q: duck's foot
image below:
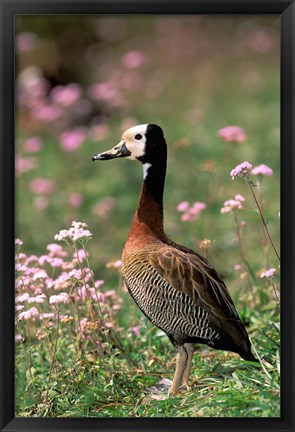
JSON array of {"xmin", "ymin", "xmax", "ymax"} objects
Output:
[{"xmin": 146, "ymin": 378, "xmax": 172, "ymax": 400}]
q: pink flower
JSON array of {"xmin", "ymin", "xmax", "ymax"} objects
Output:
[
  {"xmin": 53, "ymin": 272, "xmax": 70, "ymax": 289},
  {"xmin": 221, "ymin": 200, "xmax": 242, "ymax": 214},
  {"xmin": 32, "ymin": 104, "xmax": 63, "ymax": 122},
  {"xmin": 234, "ymin": 194, "xmax": 245, "ymax": 202},
  {"xmin": 88, "ymin": 82, "xmax": 123, "ymax": 106},
  {"xmin": 260, "ymin": 268, "xmax": 276, "ymax": 278},
  {"xmin": 68, "ymin": 269, "xmax": 83, "ymax": 280},
  {"xmin": 49, "ymin": 292, "xmax": 71, "ymax": 304},
  {"xmin": 54, "ymin": 221, "xmax": 92, "ymax": 242},
  {"xmin": 230, "ymin": 161, "xmax": 253, "ymax": 180},
  {"xmin": 28, "ymin": 294, "xmax": 46, "ymax": 304},
  {"xmin": 105, "ymin": 322, "xmax": 114, "ymax": 328},
  {"xmin": 18, "ymin": 307, "xmax": 39, "ymax": 320},
  {"xmin": 37, "ymin": 255, "xmax": 49, "ymax": 265},
  {"xmin": 49, "ymin": 257, "xmax": 64, "ymax": 268},
  {"xmin": 47, "ymin": 243, "xmax": 67, "ymax": 257},
  {"xmin": 68, "ymin": 193, "xmax": 84, "ymax": 207},
  {"xmin": 176, "ymin": 201, "xmax": 190, "ymax": 212},
  {"xmin": 15, "ymin": 293, "xmax": 30, "ymax": 303},
  {"xmin": 191, "ymin": 202, "xmax": 207, "ymax": 212},
  {"xmin": 121, "ymin": 51, "xmax": 147, "ymax": 69},
  {"xmin": 181, "ymin": 213, "xmax": 192, "ymax": 222},
  {"xmin": 218, "ymin": 126, "xmax": 247, "ymax": 143},
  {"xmin": 40, "ymin": 313, "xmax": 55, "ymax": 319},
  {"xmin": 221, "ymin": 195, "xmax": 245, "ymax": 214},
  {"xmin": 50, "ymin": 83, "xmax": 81, "ymax": 107},
  {"xmin": 23, "ymin": 136, "xmax": 43, "ymax": 153},
  {"xmin": 16, "ymin": 156, "xmax": 38, "ymax": 176},
  {"xmin": 32, "ymin": 269, "xmax": 48, "ymax": 280},
  {"xmin": 251, "ymin": 164, "xmax": 273, "ymax": 176},
  {"xmin": 79, "ymin": 317, "xmax": 89, "ymax": 328},
  {"xmin": 60, "ymin": 128, "xmax": 86, "ymax": 152},
  {"xmin": 17, "ymin": 252, "xmax": 26, "ymax": 260},
  {"xmin": 73, "ymin": 249, "xmax": 88, "ymax": 262},
  {"xmin": 30, "ymin": 178, "xmax": 55, "ymax": 194},
  {"xmin": 178, "ymin": 201, "xmax": 207, "ymax": 222},
  {"xmin": 16, "ymin": 32, "xmax": 39, "ymax": 53},
  {"xmin": 129, "ymin": 325, "xmax": 141, "ymax": 337},
  {"xmin": 15, "ymin": 263, "xmax": 25, "ymax": 272},
  {"xmin": 15, "ymin": 239, "xmax": 23, "ymax": 246},
  {"xmin": 104, "ymin": 289, "xmax": 116, "ymax": 298},
  {"xmin": 95, "ymin": 280, "xmax": 104, "ymax": 289},
  {"xmin": 76, "ymin": 286, "xmax": 89, "ymax": 302},
  {"xmin": 15, "ymin": 334, "xmax": 23, "ymax": 342}
]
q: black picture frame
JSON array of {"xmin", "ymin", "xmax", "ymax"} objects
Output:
[{"xmin": 0, "ymin": 1, "xmax": 294, "ymax": 431}]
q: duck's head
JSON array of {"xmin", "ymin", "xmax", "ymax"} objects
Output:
[{"xmin": 92, "ymin": 124, "xmax": 167, "ymax": 170}]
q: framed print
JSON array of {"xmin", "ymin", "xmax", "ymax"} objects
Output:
[{"xmin": 0, "ymin": 1, "xmax": 294, "ymax": 431}]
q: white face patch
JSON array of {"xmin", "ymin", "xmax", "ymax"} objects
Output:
[
  {"xmin": 142, "ymin": 163, "xmax": 152, "ymax": 179},
  {"xmin": 120, "ymin": 124, "xmax": 149, "ymax": 160}
]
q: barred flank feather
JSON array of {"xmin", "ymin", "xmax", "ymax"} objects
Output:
[{"xmin": 122, "ymin": 244, "xmax": 254, "ymax": 361}]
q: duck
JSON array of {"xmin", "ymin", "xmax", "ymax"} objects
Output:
[{"xmin": 92, "ymin": 123, "xmax": 257, "ymax": 394}]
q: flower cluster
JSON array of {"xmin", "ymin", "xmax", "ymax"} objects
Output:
[
  {"xmin": 18, "ymin": 306, "xmax": 40, "ymax": 321},
  {"xmin": 16, "ymin": 155, "xmax": 38, "ymax": 176},
  {"xmin": 176, "ymin": 201, "xmax": 207, "ymax": 222},
  {"xmin": 218, "ymin": 125, "xmax": 247, "ymax": 143},
  {"xmin": 260, "ymin": 268, "xmax": 276, "ymax": 278},
  {"xmin": 230, "ymin": 161, "xmax": 253, "ymax": 180},
  {"xmin": 60, "ymin": 128, "xmax": 86, "ymax": 152},
  {"xmin": 15, "ymin": 231, "xmax": 124, "ymax": 347},
  {"xmin": 220, "ymin": 194, "xmax": 245, "ymax": 214},
  {"xmin": 229, "ymin": 161, "xmax": 273, "ymax": 200},
  {"xmin": 121, "ymin": 50, "xmax": 147, "ymax": 69},
  {"xmin": 23, "ymin": 136, "xmax": 43, "ymax": 153},
  {"xmin": 16, "ymin": 32, "xmax": 39, "ymax": 54},
  {"xmin": 30, "ymin": 178, "xmax": 55, "ymax": 195},
  {"xmin": 251, "ymin": 164, "xmax": 273, "ymax": 177},
  {"xmin": 50, "ymin": 83, "xmax": 82, "ymax": 107},
  {"xmin": 49, "ymin": 292, "xmax": 71, "ymax": 304},
  {"xmin": 54, "ymin": 221, "xmax": 92, "ymax": 242}
]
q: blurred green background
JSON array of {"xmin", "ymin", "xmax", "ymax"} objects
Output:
[{"xmin": 16, "ymin": 15, "xmax": 280, "ymax": 289}]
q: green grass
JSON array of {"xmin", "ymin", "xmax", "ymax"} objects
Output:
[{"xmin": 16, "ymin": 300, "xmax": 280, "ymax": 417}]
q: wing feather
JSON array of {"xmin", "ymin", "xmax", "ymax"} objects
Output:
[{"xmin": 148, "ymin": 246, "xmax": 242, "ymax": 331}]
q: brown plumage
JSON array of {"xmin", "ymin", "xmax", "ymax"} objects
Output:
[{"xmin": 93, "ymin": 123, "xmax": 257, "ymax": 393}]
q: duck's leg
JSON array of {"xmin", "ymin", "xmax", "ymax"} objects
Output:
[
  {"xmin": 169, "ymin": 345, "xmax": 188, "ymax": 394},
  {"xmin": 180, "ymin": 343, "xmax": 194, "ymax": 389}
]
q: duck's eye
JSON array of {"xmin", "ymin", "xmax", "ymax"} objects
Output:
[{"xmin": 135, "ymin": 134, "xmax": 142, "ymax": 140}]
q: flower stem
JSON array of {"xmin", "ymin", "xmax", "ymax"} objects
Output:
[
  {"xmin": 16, "ymin": 323, "xmax": 38, "ymax": 396},
  {"xmin": 245, "ymin": 178, "xmax": 280, "ymax": 262},
  {"xmin": 232, "ymin": 211, "xmax": 253, "ymax": 294},
  {"xmin": 271, "ymin": 280, "xmax": 280, "ymax": 303},
  {"xmin": 84, "ymin": 252, "xmax": 114, "ymax": 362},
  {"xmin": 44, "ymin": 309, "xmax": 60, "ymax": 405}
]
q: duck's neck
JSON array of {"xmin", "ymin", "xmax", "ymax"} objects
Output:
[{"xmin": 129, "ymin": 159, "xmax": 167, "ymax": 242}]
